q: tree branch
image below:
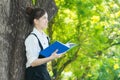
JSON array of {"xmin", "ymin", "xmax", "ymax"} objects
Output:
[
  {"xmin": 55, "ymin": 47, "xmax": 80, "ymax": 79},
  {"xmin": 104, "ymin": 42, "xmax": 120, "ymax": 50}
]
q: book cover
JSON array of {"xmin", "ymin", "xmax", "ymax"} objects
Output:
[{"xmin": 39, "ymin": 41, "xmax": 76, "ymax": 57}]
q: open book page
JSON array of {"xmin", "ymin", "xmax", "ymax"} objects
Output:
[{"xmin": 65, "ymin": 42, "xmax": 76, "ymax": 48}]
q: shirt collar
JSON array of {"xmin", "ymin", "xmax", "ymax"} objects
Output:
[{"xmin": 32, "ymin": 27, "xmax": 47, "ymax": 37}]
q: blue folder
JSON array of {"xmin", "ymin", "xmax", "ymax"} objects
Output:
[{"xmin": 39, "ymin": 41, "xmax": 70, "ymax": 57}]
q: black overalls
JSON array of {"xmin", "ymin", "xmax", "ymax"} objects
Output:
[{"xmin": 25, "ymin": 33, "xmax": 51, "ymax": 80}]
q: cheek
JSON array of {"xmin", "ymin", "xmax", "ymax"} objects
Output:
[
  {"xmin": 39, "ymin": 19, "xmax": 48, "ymax": 27},
  {"xmin": 43, "ymin": 20, "xmax": 47, "ymax": 23},
  {"xmin": 39, "ymin": 21, "xmax": 44, "ymax": 25},
  {"xmin": 40, "ymin": 21, "xmax": 46, "ymax": 27},
  {"xmin": 43, "ymin": 20, "xmax": 47, "ymax": 25}
]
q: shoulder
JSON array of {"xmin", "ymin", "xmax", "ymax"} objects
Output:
[{"xmin": 25, "ymin": 34, "xmax": 38, "ymax": 44}]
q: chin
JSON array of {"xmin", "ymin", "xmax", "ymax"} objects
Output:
[
  {"xmin": 42, "ymin": 26, "xmax": 47, "ymax": 30},
  {"xmin": 45, "ymin": 25, "xmax": 48, "ymax": 28}
]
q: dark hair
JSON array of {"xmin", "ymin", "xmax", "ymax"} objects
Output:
[{"xmin": 26, "ymin": 7, "xmax": 46, "ymax": 25}]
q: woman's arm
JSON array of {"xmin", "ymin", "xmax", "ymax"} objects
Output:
[{"xmin": 31, "ymin": 50, "xmax": 62, "ymax": 67}]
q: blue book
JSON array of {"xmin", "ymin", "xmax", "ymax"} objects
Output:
[{"xmin": 39, "ymin": 41, "xmax": 76, "ymax": 57}]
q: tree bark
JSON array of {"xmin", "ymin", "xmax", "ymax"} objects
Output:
[{"xmin": 0, "ymin": 0, "xmax": 57, "ymax": 80}]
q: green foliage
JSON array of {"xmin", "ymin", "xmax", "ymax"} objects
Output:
[
  {"xmin": 32, "ymin": 0, "xmax": 36, "ymax": 5},
  {"xmin": 48, "ymin": 0, "xmax": 120, "ymax": 79}
]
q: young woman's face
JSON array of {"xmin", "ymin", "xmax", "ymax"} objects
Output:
[{"xmin": 35, "ymin": 12, "xmax": 48, "ymax": 30}]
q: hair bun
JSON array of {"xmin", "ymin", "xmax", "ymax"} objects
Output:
[{"xmin": 26, "ymin": 7, "xmax": 33, "ymax": 15}]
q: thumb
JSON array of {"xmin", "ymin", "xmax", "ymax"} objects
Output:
[{"xmin": 54, "ymin": 49, "xmax": 58, "ymax": 53}]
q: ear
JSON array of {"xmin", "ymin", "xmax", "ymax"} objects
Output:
[{"xmin": 34, "ymin": 19, "xmax": 38, "ymax": 25}]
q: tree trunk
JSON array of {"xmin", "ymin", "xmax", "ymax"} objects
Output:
[{"xmin": 0, "ymin": 0, "xmax": 57, "ymax": 80}]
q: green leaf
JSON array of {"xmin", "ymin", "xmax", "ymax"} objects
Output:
[{"xmin": 32, "ymin": 0, "xmax": 36, "ymax": 5}]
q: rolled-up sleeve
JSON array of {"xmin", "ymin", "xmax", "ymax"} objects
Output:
[{"xmin": 25, "ymin": 35, "xmax": 40, "ymax": 67}]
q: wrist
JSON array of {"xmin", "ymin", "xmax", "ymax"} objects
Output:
[{"xmin": 49, "ymin": 56, "xmax": 54, "ymax": 60}]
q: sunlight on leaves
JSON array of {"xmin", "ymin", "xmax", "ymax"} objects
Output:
[
  {"xmin": 91, "ymin": 16, "xmax": 100, "ymax": 24},
  {"xmin": 114, "ymin": 64, "xmax": 119, "ymax": 70}
]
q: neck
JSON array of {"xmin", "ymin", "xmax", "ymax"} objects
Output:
[{"xmin": 35, "ymin": 25, "xmax": 43, "ymax": 33}]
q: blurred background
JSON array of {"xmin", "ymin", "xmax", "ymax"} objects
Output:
[{"xmin": 47, "ymin": 0, "xmax": 120, "ymax": 80}]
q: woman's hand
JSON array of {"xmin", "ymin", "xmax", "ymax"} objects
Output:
[{"xmin": 50, "ymin": 49, "xmax": 64, "ymax": 59}]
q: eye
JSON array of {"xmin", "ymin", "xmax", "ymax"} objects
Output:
[
  {"xmin": 43, "ymin": 16, "xmax": 48, "ymax": 20},
  {"xmin": 44, "ymin": 16, "xmax": 47, "ymax": 19}
]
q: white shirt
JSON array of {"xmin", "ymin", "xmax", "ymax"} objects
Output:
[{"xmin": 25, "ymin": 28, "xmax": 49, "ymax": 68}]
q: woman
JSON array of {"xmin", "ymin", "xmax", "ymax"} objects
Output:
[{"xmin": 25, "ymin": 7, "xmax": 63, "ymax": 80}]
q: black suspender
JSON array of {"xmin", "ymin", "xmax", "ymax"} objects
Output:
[
  {"xmin": 47, "ymin": 36, "xmax": 50, "ymax": 45},
  {"xmin": 31, "ymin": 33, "xmax": 50, "ymax": 50}
]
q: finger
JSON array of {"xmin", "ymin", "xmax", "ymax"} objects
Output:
[
  {"xmin": 59, "ymin": 51, "xmax": 66, "ymax": 55},
  {"xmin": 62, "ymin": 52, "xmax": 66, "ymax": 54},
  {"xmin": 57, "ymin": 54, "xmax": 61, "ymax": 58},
  {"xmin": 58, "ymin": 54, "xmax": 63, "ymax": 57},
  {"xmin": 54, "ymin": 49, "xmax": 58, "ymax": 53}
]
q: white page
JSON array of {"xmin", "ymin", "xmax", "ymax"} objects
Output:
[{"xmin": 65, "ymin": 42, "xmax": 76, "ymax": 48}]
